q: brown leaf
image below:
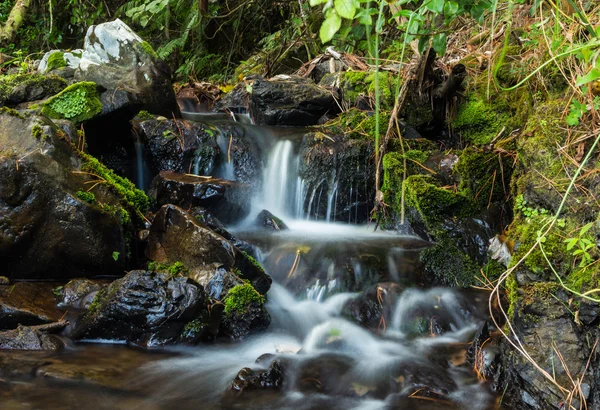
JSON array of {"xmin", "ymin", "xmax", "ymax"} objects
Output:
[{"xmin": 575, "ymin": 142, "xmax": 585, "ymax": 162}]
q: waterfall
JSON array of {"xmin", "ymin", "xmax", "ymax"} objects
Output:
[{"xmin": 260, "ymin": 139, "xmax": 298, "ymax": 218}]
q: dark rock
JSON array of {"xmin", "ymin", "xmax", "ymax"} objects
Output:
[
  {"xmin": 205, "ymin": 268, "xmax": 245, "ymax": 300},
  {"xmin": 254, "ymin": 210, "xmax": 288, "ymax": 231},
  {"xmin": 133, "ymin": 117, "xmax": 217, "ymax": 176},
  {"xmin": 71, "ymin": 270, "xmax": 208, "ymax": 346},
  {"xmin": 0, "ymin": 325, "xmax": 62, "ymax": 350},
  {"xmin": 75, "ymin": 19, "xmax": 179, "ymax": 117},
  {"xmin": 0, "ymin": 111, "xmax": 128, "ymax": 279},
  {"xmin": 55, "ymin": 279, "xmax": 106, "ymax": 309},
  {"xmin": 216, "ymin": 76, "xmax": 337, "ymax": 126},
  {"xmin": 341, "ymin": 282, "xmax": 404, "ymax": 329},
  {"xmin": 149, "ymin": 171, "xmax": 251, "ymax": 224},
  {"xmin": 229, "ymin": 360, "xmax": 284, "ymax": 394},
  {"xmin": 0, "ymin": 283, "xmax": 65, "ymax": 329},
  {"xmin": 220, "ymin": 291, "xmax": 270, "ymax": 340},
  {"xmin": 189, "ymin": 206, "xmax": 254, "ymax": 253},
  {"xmin": 298, "ymin": 132, "xmax": 375, "ymax": 223}
]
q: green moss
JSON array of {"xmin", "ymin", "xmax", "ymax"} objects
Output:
[
  {"xmin": 88, "ymin": 291, "xmax": 104, "ymax": 315},
  {"xmin": 135, "ymin": 110, "xmax": 155, "ymax": 121},
  {"xmin": 421, "ymin": 238, "xmax": 480, "ymax": 287},
  {"xmin": 223, "ymin": 283, "xmax": 265, "ymax": 314},
  {"xmin": 321, "ymin": 108, "xmax": 391, "ymax": 140},
  {"xmin": 41, "ymin": 82, "xmax": 102, "ymax": 124},
  {"xmin": 404, "ymin": 174, "xmax": 475, "ymax": 230},
  {"xmin": 566, "ymin": 266, "xmax": 600, "ymax": 295},
  {"xmin": 522, "ymin": 282, "xmax": 560, "ymax": 306},
  {"xmin": 509, "ymin": 214, "xmax": 573, "ymax": 279},
  {"xmin": 135, "ymin": 41, "xmax": 159, "ymax": 59},
  {"xmin": 78, "ymin": 152, "xmax": 149, "ymax": 218},
  {"xmin": 147, "ymin": 261, "xmax": 189, "ymax": 277},
  {"xmin": 0, "ymin": 74, "xmax": 67, "ymax": 104},
  {"xmin": 241, "ymin": 250, "xmax": 266, "ymax": 275},
  {"xmin": 46, "ymin": 52, "xmax": 67, "ymax": 71},
  {"xmin": 455, "ymin": 148, "xmax": 511, "ymax": 208},
  {"xmin": 0, "ymin": 106, "xmax": 25, "ymax": 119},
  {"xmin": 482, "ymin": 259, "xmax": 506, "ymax": 283},
  {"xmin": 338, "ymin": 71, "xmax": 397, "ymax": 110},
  {"xmin": 76, "ymin": 189, "xmax": 96, "ymax": 204},
  {"xmin": 183, "ymin": 318, "xmax": 204, "ymax": 333},
  {"xmin": 452, "ymin": 96, "xmax": 506, "ymax": 145},
  {"xmin": 505, "ymin": 272, "xmax": 519, "ymax": 321}
]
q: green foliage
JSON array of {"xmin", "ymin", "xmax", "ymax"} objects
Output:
[
  {"xmin": 147, "ymin": 260, "xmax": 189, "ymax": 277},
  {"xmin": 564, "ymin": 222, "xmax": 596, "ymax": 268},
  {"xmin": 223, "ymin": 283, "xmax": 264, "ymax": 315},
  {"xmin": 76, "ymin": 189, "xmax": 96, "ymax": 204},
  {"xmin": 41, "ymin": 82, "xmax": 102, "ymax": 124},
  {"xmin": 515, "ymin": 194, "xmax": 549, "ymax": 220},
  {"xmin": 452, "ymin": 95, "xmax": 507, "ymax": 145},
  {"xmin": 112, "ymin": 251, "xmax": 120, "ymax": 261},
  {"xmin": 0, "ymin": 73, "xmax": 67, "ymax": 104},
  {"xmin": 31, "ymin": 124, "xmax": 43, "ymax": 139},
  {"xmin": 240, "ymin": 250, "xmax": 266, "ymax": 275}
]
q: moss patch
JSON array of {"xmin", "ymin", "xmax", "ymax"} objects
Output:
[
  {"xmin": 421, "ymin": 238, "xmax": 480, "ymax": 287},
  {"xmin": 46, "ymin": 52, "xmax": 67, "ymax": 71},
  {"xmin": 148, "ymin": 261, "xmax": 189, "ymax": 277},
  {"xmin": 338, "ymin": 71, "xmax": 397, "ymax": 110},
  {"xmin": 0, "ymin": 74, "xmax": 67, "ymax": 104},
  {"xmin": 223, "ymin": 283, "xmax": 265, "ymax": 314},
  {"xmin": 240, "ymin": 250, "xmax": 266, "ymax": 275},
  {"xmin": 135, "ymin": 41, "xmax": 159, "ymax": 60},
  {"xmin": 41, "ymin": 82, "xmax": 102, "ymax": 124},
  {"xmin": 321, "ymin": 108, "xmax": 391, "ymax": 140},
  {"xmin": 76, "ymin": 190, "xmax": 96, "ymax": 204}
]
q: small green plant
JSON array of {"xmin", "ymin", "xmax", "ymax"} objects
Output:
[
  {"xmin": 147, "ymin": 260, "xmax": 189, "ymax": 277},
  {"xmin": 566, "ymin": 99, "xmax": 587, "ymax": 126},
  {"xmin": 564, "ymin": 222, "xmax": 596, "ymax": 268},
  {"xmin": 112, "ymin": 251, "xmax": 120, "ymax": 262},
  {"xmin": 515, "ymin": 194, "xmax": 549, "ymax": 219},
  {"xmin": 223, "ymin": 283, "xmax": 264, "ymax": 314},
  {"xmin": 76, "ymin": 189, "xmax": 96, "ymax": 204}
]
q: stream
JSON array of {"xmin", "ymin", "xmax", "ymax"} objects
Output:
[{"xmin": 1, "ymin": 109, "xmax": 499, "ymax": 409}]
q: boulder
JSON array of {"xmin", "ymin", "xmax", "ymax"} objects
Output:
[
  {"xmin": 254, "ymin": 210, "xmax": 288, "ymax": 231},
  {"xmin": 75, "ymin": 19, "xmax": 179, "ymax": 117},
  {"xmin": 228, "ymin": 360, "xmax": 284, "ymax": 395},
  {"xmin": 0, "ymin": 110, "xmax": 128, "ymax": 279},
  {"xmin": 298, "ymin": 132, "xmax": 375, "ymax": 223},
  {"xmin": 37, "ymin": 49, "xmax": 83, "ymax": 78},
  {"xmin": 71, "ymin": 270, "xmax": 208, "ymax": 346},
  {"xmin": 0, "ymin": 283, "xmax": 64, "ymax": 329},
  {"xmin": 55, "ymin": 279, "xmax": 106, "ymax": 309},
  {"xmin": 146, "ymin": 205, "xmax": 271, "ymax": 293},
  {"xmin": 216, "ymin": 75, "xmax": 337, "ymax": 126},
  {"xmin": 220, "ymin": 283, "xmax": 270, "ymax": 339},
  {"xmin": 149, "ymin": 171, "xmax": 251, "ymax": 224}
]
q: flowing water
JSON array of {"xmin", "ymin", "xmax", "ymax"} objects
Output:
[{"xmin": 1, "ymin": 109, "xmax": 499, "ymax": 409}]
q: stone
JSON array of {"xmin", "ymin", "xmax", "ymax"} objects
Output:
[
  {"xmin": 0, "ymin": 74, "xmax": 67, "ymax": 106},
  {"xmin": 55, "ymin": 279, "xmax": 106, "ymax": 309},
  {"xmin": 254, "ymin": 210, "xmax": 288, "ymax": 231},
  {"xmin": 71, "ymin": 270, "xmax": 208, "ymax": 346},
  {"xmin": 0, "ymin": 325, "xmax": 62, "ymax": 350},
  {"xmin": 38, "ymin": 50, "xmax": 83, "ymax": 75},
  {"xmin": 216, "ymin": 75, "xmax": 337, "ymax": 126},
  {"xmin": 149, "ymin": 171, "xmax": 252, "ymax": 224},
  {"xmin": 0, "ymin": 283, "xmax": 64, "ymax": 329},
  {"xmin": 75, "ymin": 19, "xmax": 179, "ymax": 117},
  {"xmin": 229, "ymin": 360, "xmax": 284, "ymax": 394},
  {"xmin": 0, "ymin": 111, "xmax": 128, "ymax": 279}
]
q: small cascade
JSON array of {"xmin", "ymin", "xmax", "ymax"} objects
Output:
[
  {"xmin": 260, "ymin": 139, "xmax": 299, "ymax": 218},
  {"xmin": 214, "ymin": 129, "xmax": 235, "ymax": 180},
  {"xmin": 133, "ymin": 139, "xmax": 151, "ymax": 191}
]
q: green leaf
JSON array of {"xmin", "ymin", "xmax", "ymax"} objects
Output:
[
  {"xmin": 470, "ymin": 0, "xmax": 491, "ymax": 23},
  {"xmin": 112, "ymin": 251, "xmax": 120, "ymax": 261},
  {"xmin": 334, "ymin": 0, "xmax": 357, "ymax": 19},
  {"xmin": 245, "ymin": 84, "xmax": 253, "ymax": 94},
  {"xmin": 432, "ymin": 32, "xmax": 447, "ymax": 56},
  {"xmin": 576, "ymin": 67, "xmax": 600, "ymax": 87},
  {"xmin": 581, "ymin": 222, "xmax": 594, "ymax": 236},
  {"xmin": 355, "ymin": 8, "xmax": 372, "ymax": 25},
  {"xmin": 426, "ymin": 0, "xmax": 444, "ymax": 13},
  {"xmin": 573, "ymin": 249, "xmax": 584, "ymax": 255},
  {"xmin": 418, "ymin": 35, "xmax": 430, "ymax": 53},
  {"xmin": 444, "ymin": 1, "xmax": 459, "ymax": 16},
  {"xmin": 565, "ymin": 238, "xmax": 578, "ymax": 251},
  {"xmin": 320, "ymin": 11, "xmax": 342, "ymax": 43},
  {"xmin": 309, "ymin": 0, "xmax": 327, "ymax": 6}
]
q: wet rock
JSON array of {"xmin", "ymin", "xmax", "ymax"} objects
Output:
[
  {"xmin": 341, "ymin": 282, "xmax": 403, "ymax": 329},
  {"xmin": 0, "ymin": 325, "xmax": 62, "ymax": 351},
  {"xmin": 149, "ymin": 171, "xmax": 251, "ymax": 224},
  {"xmin": 71, "ymin": 270, "xmax": 208, "ymax": 346},
  {"xmin": 220, "ymin": 283, "xmax": 270, "ymax": 339},
  {"xmin": 0, "ymin": 74, "xmax": 67, "ymax": 106},
  {"xmin": 55, "ymin": 279, "xmax": 106, "ymax": 309},
  {"xmin": 229, "ymin": 360, "xmax": 284, "ymax": 394},
  {"xmin": 189, "ymin": 206, "xmax": 254, "ymax": 253},
  {"xmin": 0, "ymin": 276, "xmax": 9, "ymax": 285},
  {"xmin": 298, "ymin": 132, "xmax": 375, "ymax": 223},
  {"xmin": 146, "ymin": 204, "xmax": 270, "ymax": 294},
  {"xmin": 205, "ymin": 268, "xmax": 245, "ymax": 300},
  {"xmin": 75, "ymin": 19, "xmax": 179, "ymax": 117},
  {"xmin": 0, "ymin": 283, "xmax": 65, "ymax": 329},
  {"xmin": 217, "ymin": 76, "xmax": 337, "ymax": 126},
  {"xmin": 254, "ymin": 210, "xmax": 288, "ymax": 231},
  {"xmin": 0, "ymin": 111, "xmax": 128, "ymax": 279},
  {"xmin": 134, "ymin": 117, "xmax": 217, "ymax": 176}
]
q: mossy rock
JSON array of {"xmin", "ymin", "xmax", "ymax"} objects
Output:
[
  {"xmin": 41, "ymin": 82, "xmax": 102, "ymax": 124},
  {"xmin": 339, "ymin": 70, "xmax": 397, "ymax": 110},
  {"xmin": 508, "ymin": 214, "xmax": 574, "ymax": 279},
  {"xmin": 223, "ymin": 283, "xmax": 265, "ymax": 315},
  {"xmin": 404, "ymin": 174, "xmax": 475, "ymax": 231},
  {"xmin": 321, "ymin": 107, "xmax": 391, "ymax": 140},
  {"xmin": 0, "ymin": 74, "xmax": 67, "ymax": 106},
  {"xmin": 46, "ymin": 52, "xmax": 68, "ymax": 72},
  {"xmin": 421, "ymin": 239, "xmax": 480, "ymax": 287},
  {"xmin": 455, "ymin": 148, "xmax": 512, "ymax": 209}
]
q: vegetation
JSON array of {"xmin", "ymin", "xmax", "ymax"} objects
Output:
[
  {"xmin": 223, "ymin": 283, "xmax": 264, "ymax": 315},
  {"xmin": 41, "ymin": 82, "xmax": 102, "ymax": 124},
  {"xmin": 147, "ymin": 261, "xmax": 189, "ymax": 277}
]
